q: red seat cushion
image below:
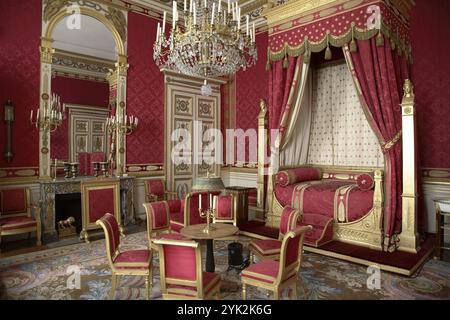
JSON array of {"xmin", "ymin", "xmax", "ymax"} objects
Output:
[
  {"xmin": 242, "ymin": 260, "xmax": 279, "ymax": 284},
  {"xmin": 166, "ymin": 272, "xmax": 220, "ymax": 297},
  {"xmin": 249, "ymin": 239, "xmax": 282, "ymax": 257},
  {"xmin": 153, "ymin": 233, "xmax": 186, "ymax": 241},
  {"xmin": 0, "ymin": 216, "xmax": 36, "ymax": 231},
  {"xmin": 113, "ymin": 249, "xmax": 152, "ymax": 269}
]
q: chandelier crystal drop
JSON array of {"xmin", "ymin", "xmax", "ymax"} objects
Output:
[{"xmin": 153, "ymin": 0, "xmax": 257, "ymax": 78}]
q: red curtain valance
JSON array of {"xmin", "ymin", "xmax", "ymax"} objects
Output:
[{"xmin": 267, "ymin": 0, "xmax": 411, "ymax": 64}]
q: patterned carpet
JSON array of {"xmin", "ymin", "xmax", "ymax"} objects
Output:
[{"xmin": 0, "ymin": 231, "xmax": 449, "ymax": 300}]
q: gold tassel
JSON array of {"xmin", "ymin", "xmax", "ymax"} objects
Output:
[
  {"xmin": 390, "ymin": 38, "xmax": 396, "ymax": 50},
  {"xmin": 324, "ymin": 33, "xmax": 332, "ymax": 60},
  {"xmin": 349, "ymin": 24, "xmax": 357, "ymax": 52},
  {"xmin": 324, "ymin": 46, "xmax": 332, "ymax": 60},
  {"xmin": 376, "ymin": 31, "xmax": 384, "ymax": 47},
  {"xmin": 349, "ymin": 39, "xmax": 357, "ymax": 53},
  {"xmin": 303, "ymin": 37, "xmax": 311, "ymax": 64},
  {"xmin": 283, "ymin": 55, "xmax": 289, "ymax": 68},
  {"xmin": 265, "ymin": 60, "xmax": 272, "ymax": 71},
  {"xmin": 303, "ymin": 50, "xmax": 311, "ymax": 64}
]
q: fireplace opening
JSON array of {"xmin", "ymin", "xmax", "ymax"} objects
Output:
[{"xmin": 55, "ymin": 193, "xmax": 82, "ymax": 235}]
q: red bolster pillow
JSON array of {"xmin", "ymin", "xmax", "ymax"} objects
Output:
[
  {"xmin": 276, "ymin": 168, "xmax": 321, "ymax": 187},
  {"xmin": 356, "ymin": 173, "xmax": 375, "ymax": 191}
]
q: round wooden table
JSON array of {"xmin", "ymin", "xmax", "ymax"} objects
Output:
[{"xmin": 181, "ymin": 223, "xmax": 239, "ymax": 272}]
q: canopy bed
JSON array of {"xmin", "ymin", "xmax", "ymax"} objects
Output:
[{"xmin": 254, "ymin": 0, "xmax": 420, "ymax": 255}]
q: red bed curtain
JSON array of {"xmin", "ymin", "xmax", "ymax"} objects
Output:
[
  {"xmin": 268, "ymin": 56, "xmax": 304, "ymax": 137},
  {"xmin": 344, "ymin": 36, "xmax": 409, "ymax": 249}
]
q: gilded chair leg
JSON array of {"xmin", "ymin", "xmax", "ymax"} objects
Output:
[
  {"xmin": 273, "ymin": 290, "xmax": 280, "ymax": 300},
  {"xmin": 242, "ymin": 283, "xmax": 247, "ymax": 300},
  {"xmin": 110, "ymin": 274, "xmax": 117, "ymax": 300},
  {"xmin": 36, "ymin": 227, "xmax": 42, "ymax": 247},
  {"xmin": 145, "ymin": 276, "xmax": 150, "ymax": 300},
  {"xmin": 293, "ymin": 283, "xmax": 299, "ymax": 300}
]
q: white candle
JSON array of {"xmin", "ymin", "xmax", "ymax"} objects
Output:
[
  {"xmin": 199, "ymin": 193, "xmax": 202, "ymax": 209},
  {"xmin": 30, "ymin": 110, "xmax": 33, "ymax": 122},
  {"xmin": 218, "ymin": 0, "xmax": 221, "ymax": 13},
  {"xmin": 189, "ymin": 0, "xmax": 193, "ymax": 12},
  {"xmin": 227, "ymin": 0, "xmax": 230, "ymax": 13},
  {"xmin": 184, "ymin": 0, "xmax": 187, "ymax": 11},
  {"xmin": 237, "ymin": 7, "xmax": 241, "ymax": 29},
  {"xmin": 211, "ymin": 3, "xmax": 215, "ymax": 24},
  {"xmin": 156, "ymin": 22, "xmax": 160, "ymax": 41},
  {"xmin": 213, "ymin": 196, "xmax": 217, "ymax": 210},
  {"xmin": 172, "ymin": 1, "xmax": 177, "ymax": 26},
  {"xmin": 209, "ymin": 193, "xmax": 212, "ymax": 208},
  {"xmin": 193, "ymin": 3, "xmax": 197, "ymax": 24},
  {"xmin": 162, "ymin": 11, "xmax": 166, "ymax": 33},
  {"xmin": 204, "ymin": 0, "xmax": 206, "ymax": 8},
  {"xmin": 253, "ymin": 22, "xmax": 255, "ymax": 42},
  {"xmin": 246, "ymin": 15, "xmax": 249, "ymax": 35}
]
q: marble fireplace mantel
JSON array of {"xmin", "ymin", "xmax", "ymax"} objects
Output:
[{"xmin": 39, "ymin": 176, "xmax": 135, "ymax": 242}]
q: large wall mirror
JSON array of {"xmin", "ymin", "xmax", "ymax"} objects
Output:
[
  {"xmin": 39, "ymin": 4, "xmax": 128, "ymax": 178},
  {"xmin": 50, "ymin": 15, "xmax": 115, "ymax": 165}
]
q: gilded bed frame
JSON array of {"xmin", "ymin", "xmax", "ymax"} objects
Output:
[
  {"xmin": 265, "ymin": 165, "xmax": 384, "ymax": 251},
  {"xmin": 256, "ymin": 79, "xmax": 418, "ymax": 252}
]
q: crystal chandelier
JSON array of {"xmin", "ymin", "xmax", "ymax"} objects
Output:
[{"xmin": 154, "ymin": 0, "xmax": 257, "ymax": 78}]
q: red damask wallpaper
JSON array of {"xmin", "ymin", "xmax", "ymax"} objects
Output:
[
  {"xmin": 411, "ymin": 0, "xmax": 450, "ymax": 169},
  {"xmin": 126, "ymin": 12, "xmax": 165, "ymax": 164},
  {"xmin": 234, "ymin": 31, "xmax": 268, "ymax": 162},
  {"xmin": 0, "ymin": 0, "xmax": 41, "ymax": 168},
  {"xmin": 51, "ymin": 76, "xmax": 110, "ymax": 159}
]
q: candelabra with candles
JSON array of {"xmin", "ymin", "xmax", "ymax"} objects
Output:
[
  {"xmin": 192, "ymin": 171, "xmax": 225, "ymax": 234},
  {"xmin": 105, "ymin": 114, "xmax": 139, "ymax": 135},
  {"xmin": 153, "ymin": 0, "xmax": 257, "ymax": 79},
  {"xmin": 30, "ymin": 93, "xmax": 65, "ymax": 132},
  {"xmin": 198, "ymin": 193, "xmax": 218, "ymax": 233}
]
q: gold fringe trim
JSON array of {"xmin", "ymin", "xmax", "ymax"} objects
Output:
[{"xmin": 268, "ymin": 21, "xmax": 412, "ymax": 64}]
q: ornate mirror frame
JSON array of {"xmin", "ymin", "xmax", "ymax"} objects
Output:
[{"xmin": 39, "ymin": 2, "xmax": 129, "ymax": 178}]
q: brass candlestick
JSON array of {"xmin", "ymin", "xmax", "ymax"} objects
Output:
[{"xmin": 199, "ymin": 207, "xmax": 216, "ymax": 234}]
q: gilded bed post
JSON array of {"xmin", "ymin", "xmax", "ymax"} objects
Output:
[
  {"xmin": 398, "ymin": 79, "xmax": 420, "ymax": 253},
  {"xmin": 257, "ymin": 99, "xmax": 268, "ymax": 211},
  {"xmin": 373, "ymin": 170, "xmax": 384, "ymax": 234}
]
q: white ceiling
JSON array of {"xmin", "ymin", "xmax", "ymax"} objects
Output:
[{"xmin": 52, "ymin": 15, "xmax": 117, "ymax": 61}]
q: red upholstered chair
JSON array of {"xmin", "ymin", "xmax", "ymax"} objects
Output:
[
  {"xmin": 78, "ymin": 152, "xmax": 90, "ymax": 176},
  {"xmin": 153, "ymin": 237, "xmax": 221, "ymax": 299},
  {"xmin": 142, "ymin": 201, "xmax": 185, "ymax": 250},
  {"xmin": 96, "ymin": 213, "xmax": 153, "ymax": 300},
  {"xmin": 144, "ymin": 179, "xmax": 177, "ymax": 202},
  {"xmin": 241, "ymin": 225, "xmax": 312, "ymax": 300},
  {"xmin": 213, "ymin": 194, "xmax": 237, "ymax": 226},
  {"xmin": 0, "ymin": 188, "xmax": 41, "ymax": 253},
  {"xmin": 81, "ymin": 179, "xmax": 122, "ymax": 243},
  {"xmin": 248, "ymin": 206, "xmax": 300, "ymax": 262}
]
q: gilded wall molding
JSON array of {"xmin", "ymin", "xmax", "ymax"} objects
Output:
[{"xmin": 43, "ymin": 0, "xmax": 127, "ymax": 43}]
